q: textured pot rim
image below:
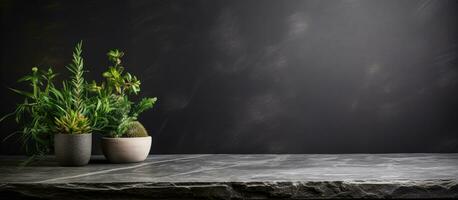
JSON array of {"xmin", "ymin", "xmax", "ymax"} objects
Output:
[
  {"xmin": 102, "ymin": 136, "xmax": 151, "ymax": 140},
  {"xmin": 55, "ymin": 133, "xmax": 92, "ymax": 136}
]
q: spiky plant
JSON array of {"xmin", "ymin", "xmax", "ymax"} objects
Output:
[
  {"xmin": 52, "ymin": 41, "xmax": 92, "ymax": 134},
  {"xmin": 67, "ymin": 41, "xmax": 86, "ymax": 112},
  {"xmin": 54, "ymin": 110, "xmax": 91, "ymax": 134}
]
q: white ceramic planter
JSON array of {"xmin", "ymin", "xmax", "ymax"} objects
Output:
[{"xmin": 101, "ymin": 136, "xmax": 151, "ymax": 163}]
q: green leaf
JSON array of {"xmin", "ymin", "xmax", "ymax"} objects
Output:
[
  {"xmin": 0, "ymin": 112, "xmax": 15, "ymax": 123},
  {"xmin": 9, "ymin": 88, "xmax": 34, "ymax": 98}
]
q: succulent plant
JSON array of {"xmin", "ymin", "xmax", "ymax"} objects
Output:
[
  {"xmin": 89, "ymin": 49, "xmax": 157, "ymax": 138},
  {"xmin": 54, "ymin": 110, "xmax": 91, "ymax": 134},
  {"xmin": 124, "ymin": 121, "xmax": 148, "ymax": 137}
]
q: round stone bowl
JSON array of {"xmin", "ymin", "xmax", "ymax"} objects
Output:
[
  {"xmin": 101, "ymin": 136, "xmax": 151, "ymax": 163},
  {"xmin": 54, "ymin": 133, "xmax": 92, "ymax": 166}
]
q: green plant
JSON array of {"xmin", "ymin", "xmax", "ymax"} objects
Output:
[
  {"xmin": 1, "ymin": 41, "xmax": 156, "ymax": 161},
  {"xmin": 88, "ymin": 49, "xmax": 157, "ymax": 138},
  {"xmin": 51, "ymin": 41, "xmax": 92, "ymax": 135},
  {"xmin": 0, "ymin": 67, "xmax": 58, "ymax": 158},
  {"xmin": 124, "ymin": 121, "xmax": 148, "ymax": 137},
  {"xmin": 54, "ymin": 110, "xmax": 91, "ymax": 134},
  {"xmin": 103, "ymin": 49, "xmax": 141, "ymax": 95},
  {"xmin": 1, "ymin": 41, "xmax": 97, "ymax": 159}
]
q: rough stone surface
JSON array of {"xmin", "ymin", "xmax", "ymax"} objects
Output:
[{"xmin": 0, "ymin": 154, "xmax": 457, "ymax": 199}]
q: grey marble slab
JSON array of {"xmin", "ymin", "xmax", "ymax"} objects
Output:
[
  {"xmin": 0, "ymin": 154, "xmax": 457, "ymax": 199},
  {"xmin": 0, "ymin": 154, "xmax": 205, "ymax": 183}
]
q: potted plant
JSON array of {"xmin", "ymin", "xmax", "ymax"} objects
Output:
[
  {"xmin": 88, "ymin": 49, "xmax": 157, "ymax": 163},
  {"xmin": 0, "ymin": 67, "xmax": 57, "ymax": 165},
  {"xmin": 1, "ymin": 41, "xmax": 98, "ymax": 166},
  {"xmin": 52, "ymin": 42, "xmax": 94, "ymax": 166}
]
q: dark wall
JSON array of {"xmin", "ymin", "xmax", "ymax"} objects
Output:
[{"xmin": 1, "ymin": 0, "xmax": 457, "ymax": 154}]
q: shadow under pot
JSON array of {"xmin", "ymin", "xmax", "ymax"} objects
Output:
[
  {"xmin": 101, "ymin": 136, "xmax": 151, "ymax": 163},
  {"xmin": 54, "ymin": 133, "xmax": 92, "ymax": 166}
]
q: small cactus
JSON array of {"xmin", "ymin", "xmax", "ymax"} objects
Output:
[{"xmin": 124, "ymin": 121, "xmax": 148, "ymax": 137}]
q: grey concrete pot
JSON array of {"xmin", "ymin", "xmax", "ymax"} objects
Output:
[
  {"xmin": 101, "ymin": 136, "xmax": 151, "ymax": 163},
  {"xmin": 54, "ymin": 133, "xmax": 92, "ymax": 166}
]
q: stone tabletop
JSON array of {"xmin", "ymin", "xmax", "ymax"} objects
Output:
[{"xmin": 1, "ymin": 154, "xmax": 457, "ymax": 199}]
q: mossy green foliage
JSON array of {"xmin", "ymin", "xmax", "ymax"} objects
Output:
[{"xmin": 124, "ymin": 121, "xmax": 148, "ymax": 137}]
